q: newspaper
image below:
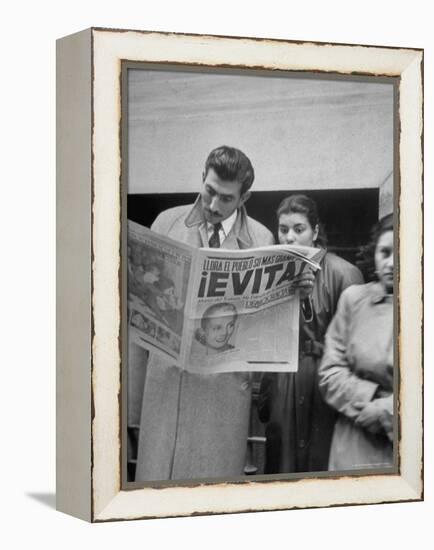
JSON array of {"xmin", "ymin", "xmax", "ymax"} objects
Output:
[{"xmin": 127, "ymin": 221, "xmax": 321, "ymax": 373}]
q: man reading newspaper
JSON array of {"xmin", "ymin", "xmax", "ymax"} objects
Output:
[{"xmin": 134, "ymin": 145, "xmax": 315, "ymax": 481}]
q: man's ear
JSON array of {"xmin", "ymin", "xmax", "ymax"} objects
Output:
[
  {"xmin": 239, "ymin": 190, "xmax": 251, "ymax": 206},
  {"xmin": 202, "ymin": 170, "xmax": 206, "ymax": 183}
]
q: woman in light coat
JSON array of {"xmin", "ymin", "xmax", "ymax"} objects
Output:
[{"xmin": 318, "ymin": 214, "xmax": 394, "ymax": 470}]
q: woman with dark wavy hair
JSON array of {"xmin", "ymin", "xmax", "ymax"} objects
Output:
[
  {"xmin": 259, "ymin": 194, "xmax": 363, "ymax": 473},
  {"xmin": 318, "ymin": 214, "xmax": 394, "ymax": 470}
]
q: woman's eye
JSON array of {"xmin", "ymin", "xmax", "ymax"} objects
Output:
[{"xmin": 378, "ymin": 247, "xmax": 392, "ymax": 257}]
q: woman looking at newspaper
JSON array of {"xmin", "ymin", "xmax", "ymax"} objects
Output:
[
  {"xmin": 318, "ymin": 214, "xmax": 394, "ymax": 470},
  {"xmin": 258, "ymin": 194, "xmax": 363, "ymax": 473}
]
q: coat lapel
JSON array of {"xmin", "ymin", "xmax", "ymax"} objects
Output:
[{"xmin": 183, "ymin": 196, "xmax": 255, "ymax": 250}]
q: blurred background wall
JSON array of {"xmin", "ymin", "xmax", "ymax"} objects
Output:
[{"xmin": 127, "ymin": 68, "xmax": 394, "ymax": 215}]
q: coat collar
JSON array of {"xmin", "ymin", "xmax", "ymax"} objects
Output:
[
  {"xmin": 184, "ymin": 195, "xmax": 254, "ymax": 248},
  {"xmin": 370, "ymin": 281, "xmax": 393, "ymax": 304},
  {"xmin": 312, "ymin": 247, "xmax": 327, "ymax": 265}
]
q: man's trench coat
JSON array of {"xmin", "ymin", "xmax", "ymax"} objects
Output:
[{"xmin": 134, "ymin": 198, "xmax": 274, "ymax": 480}]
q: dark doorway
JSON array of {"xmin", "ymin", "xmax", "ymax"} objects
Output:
[{"xmin": 128, "ymin": 188, "xmax": 379, "ymax": 266}]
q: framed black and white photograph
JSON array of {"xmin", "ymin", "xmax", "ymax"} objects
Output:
[{"xmin": 56, "ymin": 27, "xmax": 423, "ymax": 522}]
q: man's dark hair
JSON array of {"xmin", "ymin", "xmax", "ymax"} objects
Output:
[{"xmin": 203, "ymin": 146, "xmax": 255, "ymax": 195}]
